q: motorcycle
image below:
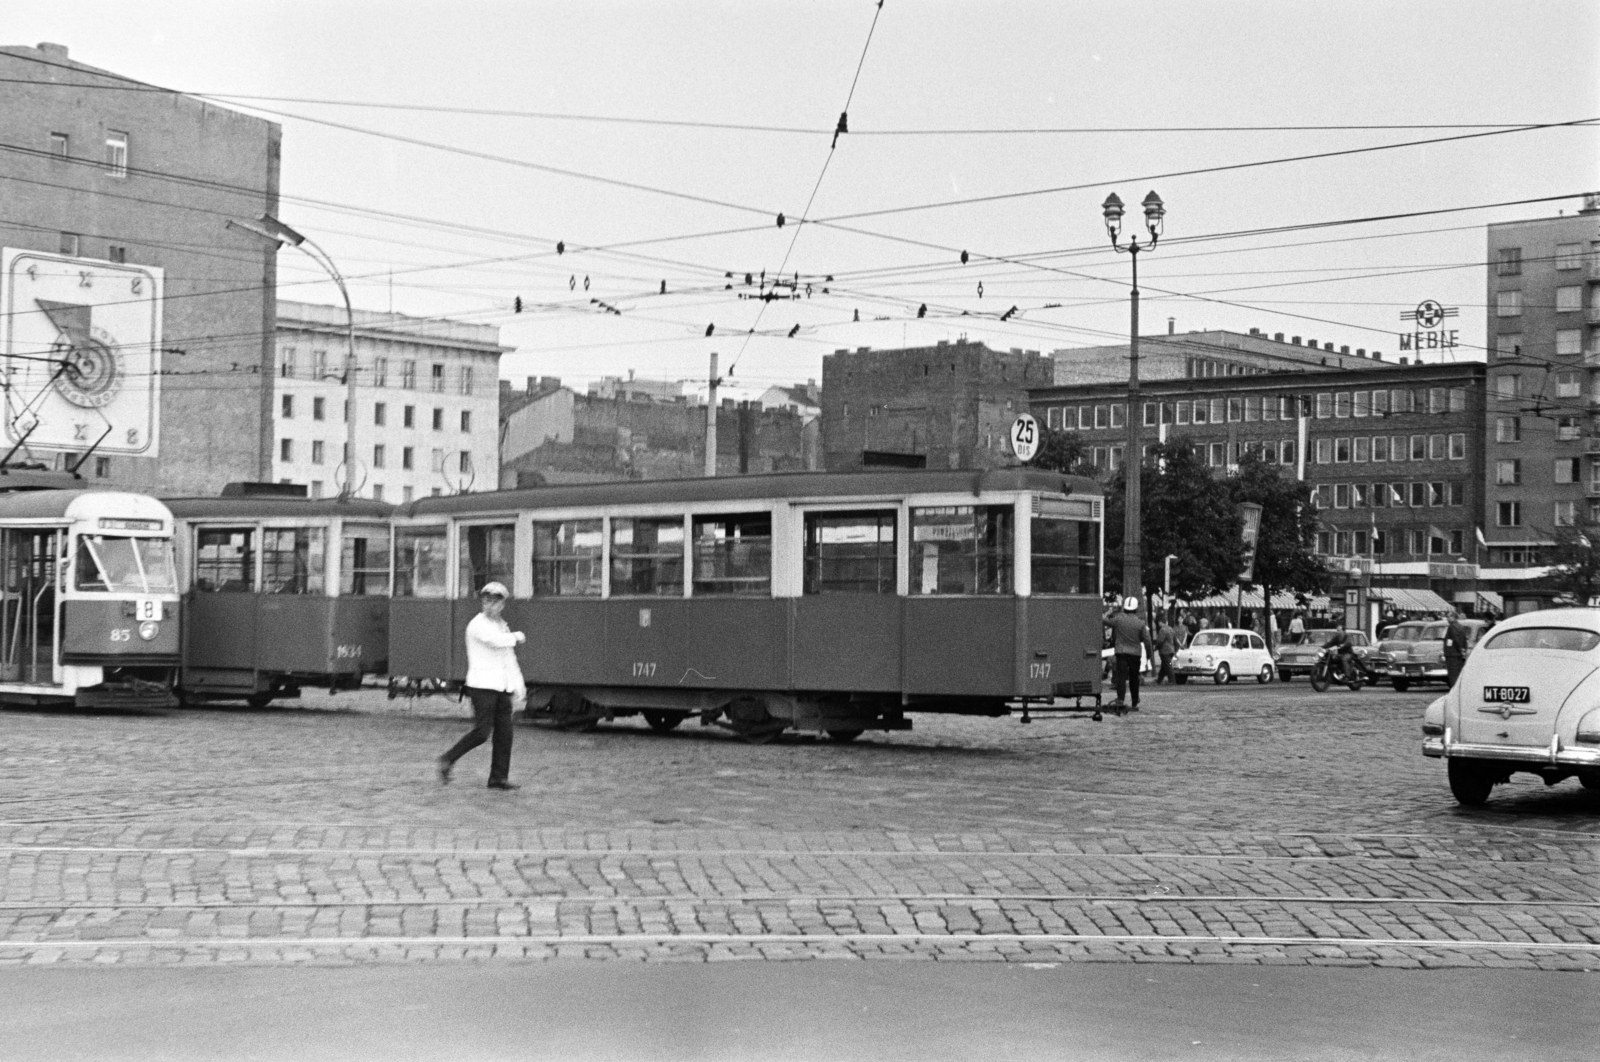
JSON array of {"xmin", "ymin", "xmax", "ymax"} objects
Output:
[{"xmin": 1309, "ymin": 648, "xmax": 1363, "ymax": 692}]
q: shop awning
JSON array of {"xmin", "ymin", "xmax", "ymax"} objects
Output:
[
  {"xmin": 1371, "ymin": 587, "xmax": 1454, "ymax": 613},
  {"xmin": 1177, "ymin": 588, "xmax": 1329, "ymax": 610}
]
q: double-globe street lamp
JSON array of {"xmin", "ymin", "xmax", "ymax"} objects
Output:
[
  {"xmin": 1100, "ymin": 190, "xmax": 1166, "ymax": 602},
  {"xmin": 227, "ymin": 213, "xmax": 362, "ymax": 498}
]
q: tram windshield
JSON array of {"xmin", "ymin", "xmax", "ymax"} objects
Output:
[{"xmin": 74, "ymin": 535, "xmax": 177, "ymax": 594}]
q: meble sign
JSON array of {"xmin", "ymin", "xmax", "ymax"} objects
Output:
[{"xmin": 1398, "ymin": 299, "xmax": 1459, "ymax": 352}]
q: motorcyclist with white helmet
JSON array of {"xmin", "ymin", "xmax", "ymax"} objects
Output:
[{"xmin": 1103, "ymin": 595, "xmax": 1155, "ymax": 711}]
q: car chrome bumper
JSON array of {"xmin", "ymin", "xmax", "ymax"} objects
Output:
[{"xmin": 1423, "ymin": 728, "xmax": 1600, "ymax": 767}]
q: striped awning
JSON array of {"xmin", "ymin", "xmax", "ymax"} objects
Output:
[
  {"xmin": 1177, "ymin": 588, "xmax": 1329, "ymax": 610},
  {"xmin": 1371, "ymin": 587, "xmax": 1454, "ymax": 613}
]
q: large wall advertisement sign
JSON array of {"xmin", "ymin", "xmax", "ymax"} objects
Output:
[{"xmin": 0, "ymin": 249, "xmax": 162, "ymax": 458}]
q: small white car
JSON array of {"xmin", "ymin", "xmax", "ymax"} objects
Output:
[
  {"xmin": 1422, "ymin": 608, "xmax": 1600, "ymax": 805},
  {"xmin": 1172, "ymin": 628, "xmax": 1275, "ymax": 685}
]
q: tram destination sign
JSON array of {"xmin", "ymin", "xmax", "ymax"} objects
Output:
[{"xmin": 1398, "ymin": 299, "xmax": 1459, "ymax": 354}]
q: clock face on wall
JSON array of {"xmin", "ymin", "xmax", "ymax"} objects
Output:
[{"xmin": 1, "ymin": 249, "xmax": 162, "ymax": 457}]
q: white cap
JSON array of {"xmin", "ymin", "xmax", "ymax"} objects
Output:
[
  {"xmin": 479, "ymin": 581, "xmax": 510, "ymax": 598},
  {"xmin": 1122, "ymin": 596, "xmax": 1139, "ymax": 612}
]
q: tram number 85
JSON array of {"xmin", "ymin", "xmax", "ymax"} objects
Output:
[{"xmin": 110, "ymin": 628, "xmax": 132, "ymax": 642}]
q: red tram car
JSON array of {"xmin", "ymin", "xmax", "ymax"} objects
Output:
[
  {"xmin": 167, "ymin": 492, "xmax": 394, "ymax": 706},
  {"xmin": 387, "ymin": 470, "xmax": 1104, "ymax": 741}
]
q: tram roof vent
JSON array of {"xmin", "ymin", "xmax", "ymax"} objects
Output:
[{"xmin": 219, "ymin": 481, "xmax": 308, "ymax": 498}]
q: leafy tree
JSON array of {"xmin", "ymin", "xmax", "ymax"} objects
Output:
[
  {"xmin": 1030, "ymin": 427, "xmax": 1089, "ymax": 476},
  {"xmin": 1548, "ymin": 520, "xmax": 1600, "ymax": 604},
  {"xmin": 1102, "ymin": 438, "xmax": 1243, "ymax": 598},
  {"xmin": 1231, "ymin": 450, "xmax": 1328, "ymax": 637}
]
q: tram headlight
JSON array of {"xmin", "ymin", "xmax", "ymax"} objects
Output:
[{"xmin": 138, "ymin": 621, "xmax": 159, "ymax": 641}]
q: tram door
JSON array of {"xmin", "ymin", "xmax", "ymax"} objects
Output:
[{"xmin": 0, "ymin": 529, "xmax": 61, "ymax": 686}]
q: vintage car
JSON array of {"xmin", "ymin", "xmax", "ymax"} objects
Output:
[
  {"xmin": 1372, "ymin": 618, "xmax": 1488, "ymax": 691},
  {"xmin": 1273, "ymin": 628, "xmax": 1375, "ymax": 681},
  {"xmin": 1172, "ymin": 628, "xmax": 1275, "ymax": 685},
  {"xmin": 1422, "ymin": 608, "xmax": 1600, "ymax": 805}
]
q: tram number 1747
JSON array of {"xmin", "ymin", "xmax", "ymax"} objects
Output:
[{"xmin": 632, "ymin": 662, "xmax": 657, "ymax": 678}]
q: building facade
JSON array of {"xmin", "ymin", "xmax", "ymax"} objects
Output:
[
  {"xmin": 1030, "ymin": 363, "xmax": 1487, "ymax": 603},
  {"xmin": 272, "ymin": 301, "xmax": 507, "ymax": 501},
  {"xmin": 822, "ymin": 339, "xmax": 1052, "ymax": 471},
  {"xmin": 1481, "ymin": 199, "xmax": 1600, "ymax": 591},
  {"xmin": 0, "ymin": 42, "xmax": 281, "ymax": 493},
  {"xmin": 1052, "ymin": 327, "xmax": 1397, "ymax": 387}
]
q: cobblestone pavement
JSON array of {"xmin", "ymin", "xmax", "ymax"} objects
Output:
[{"xmin": 2, "ymin": 681, "xmax": 1597, "ymax": 970}]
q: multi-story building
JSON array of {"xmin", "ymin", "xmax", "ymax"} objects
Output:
[
  {"xmin": 1481, "ymin": 198, "xmax": 1600, "ymax": 591},
  {"xmin": 1029, "ymin": 363, "xmax": 1487, "ymax": 604},
  {"xmin": 822, "ymin": 339, "xmax": 1053, "ymax": 471},
  {"xmin": 1051, "ymin": 326, "xmax": 1398, "ymax": 387},
  {"xmin": 0, "ymin": 42, "xmax": 281, "ymax": 492},
  {"xmin": 272, "ymin": 301, "xmax": 507, "ymax": 501}
]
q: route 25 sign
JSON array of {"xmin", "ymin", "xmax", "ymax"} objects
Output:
[{"xmin": 1010, "ymin": 414, "xmax": 1039, "ymax": 462}]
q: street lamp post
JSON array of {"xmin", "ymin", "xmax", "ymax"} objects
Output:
[
  {"xmin": 1101, "ymin": 190, "xmax": 1166, "ymax": 601},
  {"xmin": 227, "ymin": 214, "xmax": 361, "ymax": 498}
]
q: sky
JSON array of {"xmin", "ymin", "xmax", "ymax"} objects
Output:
[{"xmin": 6, "ymin": 1, "xmax": 1598, "ymax": 395}]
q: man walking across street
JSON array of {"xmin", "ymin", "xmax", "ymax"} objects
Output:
[
  {"xmin": 439, "ymin": 581, "xmax": 527, "ymax": 790},
  {"xmin": 1104, "ymin": 596, "xmax": 1155, "ymax": 710},
  {"xmin": 1444, "ymin": 608, "xmax": 1470, "ymax": 690},
  {"xmin": 1154, "ymin": 617, "xmax": 1177, "ymax": 685}
]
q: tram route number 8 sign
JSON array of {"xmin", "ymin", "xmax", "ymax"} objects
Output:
[{"xmin": 1010, "ymin": 414, "xmax": 1039, "ymax": 462}]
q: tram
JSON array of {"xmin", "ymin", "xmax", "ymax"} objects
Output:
[
  {"xmin": 387, "ymin": 469, "xmax": 1104, "ymax": 741},
  {"xmin": 0, "ymin": 487, "xmax": 181, "ymax": 708},
  {"xmin": 166, "ymin": 490, "xmax": 394, "ymax": 706}
]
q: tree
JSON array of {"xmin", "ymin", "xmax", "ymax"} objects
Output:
[
  {"xmin": 1232, "ymin": 450, "xmax": 1328, "ymax": 638},
  {"xmin": 1102, "ymin": 439, "xmax": 1244, "ymax": 599},
  {"xmin": 1548, "ymin": 520, "xmax": 1600, "ymax": 604},
  {"xmin": 1030, "ymin": 427, "xmax": 1089, "ymax": 476}
]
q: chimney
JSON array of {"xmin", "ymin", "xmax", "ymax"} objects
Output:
[
  {"xmin": 628, "ymin": 368, "xmax": 635, "ymax": 381},
  {"xmin": 1274, "ymin": 332, "xmax": 1285, "ymax": 342},
  {"xmin": 1400, "ymin": 357, "xmax": 1409, "ymax": 365},
  {"xmin": 1372, "ymin": 351, "xmax": 1383, "ymax": 361},
  {"xmin": 1581, "ymin": 192, "xmax": 1600, "ymax": 215},
  {"xmin": 1292, "ymin": 336, "xmax": 1302, "ymax": 345},
  {"xmin": 1249, "ymin": 327, "xmax": 1261, "ymax": 336},
  {"xmin": 525, "ymin": 376, "xmax": 536, "ymax": 393},
  {"xmin": 1340, "ymin": 345, "xmax": 1349, "ymax": 355},
  {"xmin": 857, "ymin": 346, "xmax": 871, "ymax": 354},
  {"xmin": 1324, "ymin": 342, "xmax": 1335, "ymax": 351},
  {"xmin": 1167, "ymin": 317, "xmax": 1175, "ymax": 334},
  {"xmin": 1356, "ymin": 348, "xmax": 1365, "ymax": 357}
]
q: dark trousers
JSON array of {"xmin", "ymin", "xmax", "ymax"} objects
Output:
[
  {"xmin": 1113, "ymin": 652, "xmax": 1143, "ymax": 706},
  {"xmin": 443, "ymin": 686, "xmax": 514, "ymax": 784},
  {"xmin": 1157, "ymin": 651, "xmax": 1174, "ymax": 684},
  {"xmin": 1445, "ymin": 656, "xmax": 1464, "ymax": 690}
]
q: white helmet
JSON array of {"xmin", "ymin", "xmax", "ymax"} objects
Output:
[{"xmin": 1122, "ymin": 596, "xmax": 1139, "ymax": 612}]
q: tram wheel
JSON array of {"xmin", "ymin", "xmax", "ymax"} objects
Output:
[
  {"xmin": 245, "ymin": 692, "xmax": 274, "ymax": 709},
  {"xmin": 643, "ymin": 711, "xmax": 683, "ymax": 733},
  {"xmin": 826, "ymin": 729, "xmax": 864, "ymax": 744},
  {"xmin": 548, "ymin": 690, "xmax": 601, "ymax": 731},
  {"xmin": 726, "ymin": 697, "xmax": 786, "ymax": 744}
]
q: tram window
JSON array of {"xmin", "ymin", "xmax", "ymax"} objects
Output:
[
  {"xmin": 261, "ymin": 527, "xmax": 326, "ymax": 595},
  {"xmin": 394, "ymin": 526, "xmax": 449, "ymax": 598},
  {"xmin": 910, "ymin": 505, "xmax": 1013, "ymax": 595},
  {"xmin": 532, "ymin": 520, "xmax": 603, "ymax": 597},
  {"xmin": 610, "ymin": 517, "xmax": 684, "ymax": 597},
  {"xmin": 458, "ymin": 524, "xmax": 514, "ymax": 597},
  {"xmin": 194, "ymin": 529, "xmax": 255, "ymax": 592},
  {"xmin": 74, "ymin": 535, "xmax": 178, "ymax": 594},
  {"xmin": 341, "ymin": 523, "xmax": 391, "ymax": 597},
  {"xmin": 692, "ymin": 513, "xmax": 771, "ymax": 596},
  {"xmin": 1031, "ymin": 515, "xmax": 1100, "ymax": 595},
  {"xmin": 803, "ymin": 510, "xmax": 896, "ymax": 594}
]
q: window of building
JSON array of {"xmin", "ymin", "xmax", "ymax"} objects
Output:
[
  {"xmin": 1047, "ymin": 407, "xmax": 1061, "ymax": 430},
  {"xmin": 402, "ymin": 361, "xmax": 416, "ymax": 389},
  {"xmin": 58, "ymin": 232, "xmax": 79, "ymax": 257},
  {"xmin": 1426, "ymin": 434, "xmax": 1443, "ymax": 460},
  {"xmin": 1208, "ymin": 442, "xmax": 1225, "ymax": 467},
  {"xmin": 1389, "ymin": 483, "xmax": 1407, "ymax": 507},
  {"xmin": 1494, "ymin": 373, "xmax": 1519, "ymax": 400},
  {"xmin": 1280, "ymin": 440, "xmax": 1296, "ymax": 465},
  {"xmin": 1556, "ymin": 457, "xmax": 1581, "ymax": 484},
  {"xmin": 431, "ymin": 448, "xmax": 444, "ymax": 472},
  {"xmin": 1410, "ymin": 482, "xmax": 1427, "ymax": 507},
  {"xmin": 431, "ymin": 363, "xmax": 445, "ymax": 392},
  {"xmin": 1334, "ymin": 484, "xmax": 1350, "ymax": 509},
  {"xmin": 533, "ymin": 519, "xmax": 605, "ymax": 597},
  {"xmin": 1315, "ymin": 393, "xmax": 1332, "ymax": 418},
  {"xmin": 459, "ymin": 451, "xmax": 472, "ymax": 475},
  {"xmin": 1557, "ymin": 371, "xmax": 1581, "ymax": 398},
  {"xmin": 1556, "ymin": 243, "xmax": 1583, "ymax": 270},
  {"xmin": 1351, "ymin": 391, "xmax": 1369, "ymax": 418},
  {"xmin": 460, "ymin": 410, "xmax": 472, "ymax": 432},
  {"xmin": 93, "ymin": 455, "xmax": 111, "ymax": 479},
  {"xmin": 108, "ymin": 245, "xmax": 127, "ymax": 263},
  {"xmin": 49, "ymin": 132, "xmax": 68, "ymax": 157},
  {"xmin": 1372, "ymin": 436, "xmax": 1389, "ymax": 462},
  {"xmin": 1496, "ymin": 247, "xmax": 1522, "ymax": 275},
  {"xmin": 432, "ymin": 408, "xmax": 443, "ymax": 431},
  {"xmin": 402, "ymin": 446, "xmax": 414, "ymax": 470},
  {"xmin": 1495, "ymin": 335, "xmax": 1520, "ymax": 360},
  {"xmin": 1176, "ymin": 401, "xmax": 1191, "ymax": 425},
  {"xmin": 1353, "ymin": 483, "xmax": 1370, "ymax": 508},
  {"xmin": 1558, "ymin": 416, "xmax": 1582, "ymax": 441},
  {"xmin": 1556, "ymin": 501, "xmax": 1578, "ymax": 527},
  {"xmin": 1315, "ymin": 531, "xmax": 1331, "ymax": 554},
  {"xmin": 1498, "ymin": 501, "xmax": 1521, "ymax": 527},
  {"xmin": 1315, "ymin": 438, "xmax": 1331, "ymax": 464},
  {"xmin": 1441, "ymin": 433, "xmax": 1463, "ymax": 461},
  {"xmin": 1109, "ymin": 404, "xmax": 1125, "ymax": 429},
  {"xmin": 1353, "ymin": 436, "xmax": 1370, "ymax": 462},
  {"xmin": 1093, "ymin": 405, "xmax": 1108, "ymax": 429},
  {"xmin": 1428, "ymin": 482, "xmax": 1445, "ymax": 507},
  {"xmin": 311, "ymin": 350, "xmax": 328, "ymax": 379},
  {"xmin": 1496, "ymin": 416, "xmax": 1521, "ymax": 443},
  {"xmin": 1391, "ymin": 389, "xmax": 1413, "ymax": 415},
  {"xmin": 460, "ymin": 366, "xmax": 475, "ymax": 396},
  {"xmin": 1244, "ymin": 396, "xmax": 1260, "ymax": 422},
  {"xmin": 311, "ymin": 440, "xmax": 324, "ymax": 465},
  {"xmin": 374, "ymin": 402, "xmax": 386, "ymax": 427},
  {"xmin": 1556, "ymin": 329, "xmax": 1582, "ymax": 356},
  {"xmin": 403, "ymin": 487, "xmax": 413, "ymax": 502},
  {"xmin": 1334, "ymin": 438, "xmax": 1351, "ymax": 463},
  {"xmin": 279, "ymin": 347, "xmax": 296, "ymax": 378},
  {"xmin": 104, "ymin": 131, "xmax": 128, "ymax": 177},
  {"xmin": 1192, "ymin": 400, "xmax": 1208, "ymax": 425},
  {"xmin": 370, "ymin": 357, "xmax": 386, "ymax": 388},
  {"xmin": 1371, "ymin": 482, "xmax": 1388, "ymax": 508},
  {"xmin": 1424, "ymin": 388, "xmax": 1442, "ymax": 414},
  {"xmin": 372, "ymin": 444, "xmax": 386, "ymax": 469},
  {"xmin": 1227, "ymin": 397, "xmax": 1242, "ymax": 422},
  {"xmin": 312, "ymin": 397, "xmax": 325, "ymax": 421},
  {"xmin": 1496, "ymin": 459, "xmax": 1520, "ymax": 485},
  {"xmin": 1370, "ymin": 390, "xmax": 1389, "ymax": 417},
  {"xmin": 1556, "ymin": 286, "xmax": 1582, "ymax": 313},
  {"xmin": 1261, "ymin": 396, "xmax": 1277, "ymax": 422},
  {"xmin": 281, "ymin": 394, "xmax": 293, "ymax": 419},
  {"xmin": 1449, "ymin": 481, "xmax": 1464, "ymax": 506},
  {"xmin": 1410, "ymin": 435, "xmax": 1426, "ymax": 461},
  {"xmin": 1406, "ymin": 530, "xmax": 1425, "ymax": 555},
  {"xmin": 1496, "ymin": 291, "xmax": 1521, "ymax": 317},
  {"xmin": 1333, "ymin": 393, "xmax": 1350, "ymax": 418},
  {"xmin": 1109, "ymin": 445, "xmax": 1124, "ymax": 470}
]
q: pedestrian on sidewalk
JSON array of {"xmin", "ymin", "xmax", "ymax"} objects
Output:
[
  {"xmin": 439, "ymin": 581, "xmax": 526, "ymax": 790},
  {"xmin": 1443, "ymin": 608, "xmax": 1470, "ymax": 690},
  {"xmin": 1154, "ymin": 618, "xmax": 1177, "ymax": 684},
  {"xmin": 1103, "ymin": 596, "xmax": 1155, "ymax": 710}
]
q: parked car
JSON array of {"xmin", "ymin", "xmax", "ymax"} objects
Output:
[
  {"xmin": 1171, "ymin": 629, "xmax": 1275, "ymax": 685},
  {"xmin": 1372, "ymin": 618, "xmax": 1488, "ymax": 691},
  {"xmin": 1422, "ymin": 608, "xmax": 1600, "ymax": 805},
  {"xmin": 1274, "ymin": 628, "xmax": 1376, "ymax": 681}
]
